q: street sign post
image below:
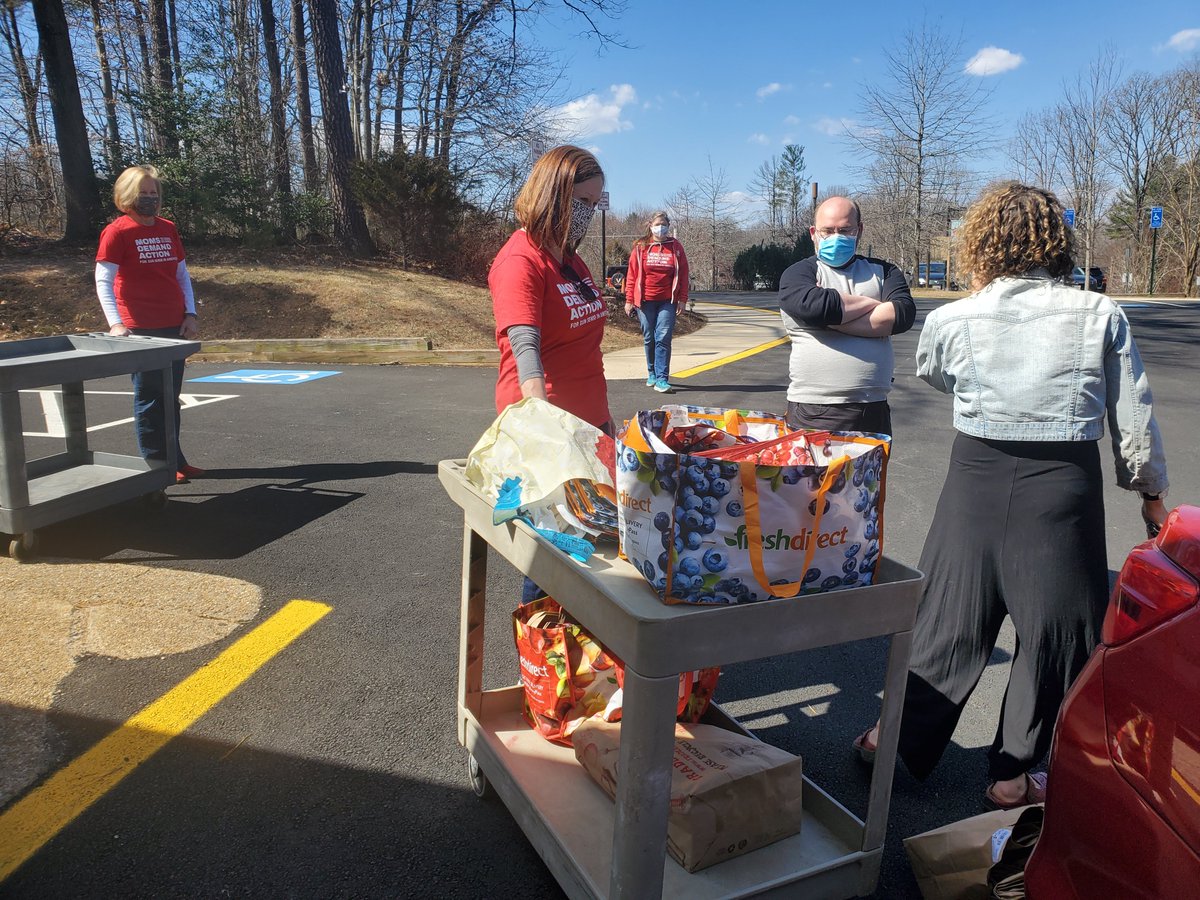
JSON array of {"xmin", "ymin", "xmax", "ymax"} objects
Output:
[
  {"xmin": 598, "ymin": 192, "xmax": 610, "ymax": 287},
  {"xmin": 1149, "ymin": 206, "xmax": 1163, "ymax": 294},
  {"xmin": 1064, "ymin": 208, "xmax": 1075, "ymax": 228}
]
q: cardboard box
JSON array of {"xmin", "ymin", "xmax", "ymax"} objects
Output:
[{"xmin": 573, "ymin": 719, "xmax": 804, "ymax": 872}]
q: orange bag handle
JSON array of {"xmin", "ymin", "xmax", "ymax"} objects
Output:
[{"xmin": 739, "ymin": 457, "xmax": 841, "ymax": 598}]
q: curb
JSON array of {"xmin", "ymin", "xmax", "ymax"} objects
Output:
[{"xmin": 191, "ymin": 337, "xmax": 500, "ymax": 367}]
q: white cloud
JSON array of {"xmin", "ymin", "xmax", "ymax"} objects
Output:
[
  {"xmin": 1165, "ymin": 29, "xmax": 1200, "ymax": 52},
  {"xmin": 547, "ymin": 84, "xmax": 637, "ymax": 137},
  {"xmin": 813, "ymin": 116, "xmax": 857, "ymax": 136},
  {"xmin": 822, "ymin": 81, "xmax": 833, "ymax": 89},
  {"xmin": 756, "ymin": 82, "xmax": 789, "ymax": 100},
  {"xmin": 783, "ymin": 114, "xmax": 802, "ymax": 126},
  {"xmin": 965, "ymin": 47, "xmax": 1024, "ymax": 77},
  {"xmin": 748, "ymin": 133, "xmax": 770, "ymax": 145}
]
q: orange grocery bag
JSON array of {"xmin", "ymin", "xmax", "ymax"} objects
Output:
[
  {"xmin": 513, "ymin": 597, "xmax": 720, "ymax": 744},
  {"xmin": 513, "ymin": 597, "xmax": 621, "ymax": 746}
]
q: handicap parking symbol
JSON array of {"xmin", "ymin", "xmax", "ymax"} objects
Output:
[{"xmin": 188, "ymin": 369, "xmax": 341, "ymax": 385}]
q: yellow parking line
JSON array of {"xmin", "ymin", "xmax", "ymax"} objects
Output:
[
  {"xmin": 673, "ymin": 337, "xmax": 789, "ymax": 379},
  {"xmin": 0, "ymin": 599, "xmax": 332, "ymax": 882}
]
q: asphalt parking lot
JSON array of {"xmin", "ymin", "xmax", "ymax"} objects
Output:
[{"xmin": 2, "ymin": 295, "xmax": 1198, "ymax": 898}]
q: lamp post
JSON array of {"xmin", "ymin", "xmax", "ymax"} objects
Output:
[{"xmin": 946, "ymin": 206, "xmax": 965, "ymax": 290}]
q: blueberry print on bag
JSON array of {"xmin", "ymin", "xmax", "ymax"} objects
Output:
[{"xmin": 617, "ymin": 406, "xmax": 889, "ymax": 605}]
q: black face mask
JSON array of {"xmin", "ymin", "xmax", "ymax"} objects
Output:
[{"xmin": 135, "ymin": 196, "xmax": 158, "ymax": 217}]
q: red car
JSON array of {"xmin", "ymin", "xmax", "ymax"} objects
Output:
[{"xmin": 1026, "ymin": 505, "xmax": 1200, "ymax": 898}]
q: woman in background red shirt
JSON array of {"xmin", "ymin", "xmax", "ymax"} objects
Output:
[
  {"xmin": 94, "ymin": 165, "xmax": 202, "ymax": 485},
  {"xmin": 490, "ymin": 145, "xmax": 610, "ymax": 433},
  {"xmin": 624, "ymin": 211, "xmax": 689, "ymax": 393}
]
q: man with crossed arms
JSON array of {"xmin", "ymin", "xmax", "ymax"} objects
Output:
[{"xmin": 777, "ymin": 196, "xmax": 916, "ymax": 435}]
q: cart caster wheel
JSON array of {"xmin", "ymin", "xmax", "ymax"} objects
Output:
[
  {"xmin": 9, "ymin": 531, "xmax": 37, "ymax": 561},
  {"xmin": 144, "ymin": 490, "xmax": 169, "ymax": 510},
  {"xmin": 467, "ymin": 754, "xmax": 492, "ymax": 799}
]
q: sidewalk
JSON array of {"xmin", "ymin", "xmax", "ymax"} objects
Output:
[{"xmin": 604, "ymin": 302, "xmax": 786, "ymax": 381}]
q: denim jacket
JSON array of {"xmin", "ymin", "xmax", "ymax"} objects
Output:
[{"xmin": 916, "ymin": 273, "xmax": 1168, "ymax": 493}]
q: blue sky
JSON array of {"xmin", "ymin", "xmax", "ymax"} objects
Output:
[{"xmin": 528, "ymin": 1, "xmax": 1200, "ymax": 218}]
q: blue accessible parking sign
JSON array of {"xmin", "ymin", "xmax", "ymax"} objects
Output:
[
  {"xmin": 188, "ymin": 369, "xmax": 341, "ymax": 385},
  {"xmin": 1149, "ymin": 207, "xmax": 1163, "ymax": 229}
]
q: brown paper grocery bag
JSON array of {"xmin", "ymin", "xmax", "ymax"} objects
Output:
[
  {"xmin": 573, "ymin": 719, "xmax": 804, "ymax": 872},
  {"xmin": 903, "ymin": 805, "xmax": 1042, "ymax": 899}
]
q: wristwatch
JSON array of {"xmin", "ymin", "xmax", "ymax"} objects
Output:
[{"xmin": 1140, "ymin": 490, "xmax": 1166, "ymax": 502}]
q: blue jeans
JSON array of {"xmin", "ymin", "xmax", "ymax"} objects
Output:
[
  {"xmin": 636, "ymin": 301, "xmax": 676, "ymax": 382},
  {"xmin": 130, "ymin": 326, "xmax": 188, "ymax": 469}
]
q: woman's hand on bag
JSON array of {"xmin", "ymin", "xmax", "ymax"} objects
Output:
[{"xmin": 519, "ymin": 375, "xmax": 548, "ymax": 402}]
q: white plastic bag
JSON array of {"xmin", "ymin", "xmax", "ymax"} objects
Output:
[{"xmin": 465, "ymin": 398, "xmax": 615, "ymax": 537}]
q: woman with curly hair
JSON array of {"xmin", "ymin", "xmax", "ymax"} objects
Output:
[{"xmin": 854, "ymin": 182, "xmax": 1169, "ymax": 809}]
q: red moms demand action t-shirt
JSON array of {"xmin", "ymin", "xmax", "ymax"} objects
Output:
[
  {"xmin": 490, "ymin": 229, "xmax": 609, "ymax": 429},
  {"xmin": 640, "ymin": 241, "xmax": 680, "ymax": 299},
  {"xmin": 96, "ymin": 215, "xmax": 186, "ymax": 328}
]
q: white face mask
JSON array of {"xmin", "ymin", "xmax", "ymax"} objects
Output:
[{"xmin": 651, "ymin": 224, "xmax": 669, "ymax": 240}]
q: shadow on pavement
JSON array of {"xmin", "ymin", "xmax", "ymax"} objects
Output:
[
  {"xmin": 1, "ymin": 702, "xmax": 560, "ymax": 899},
  {"xmin": 197, "ymin": 460, "xmax": 437, "ymax": 483},
  {"xmin": 37, "ymin": 481, "xmax": 362, "ymax": 562}
]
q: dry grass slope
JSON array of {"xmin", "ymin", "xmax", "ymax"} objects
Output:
[{"xmin": 0, "ymin": 245, "xmax": 684, "ymax": 352}]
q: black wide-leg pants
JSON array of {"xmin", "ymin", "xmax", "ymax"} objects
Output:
[{"xmin": 898, "ymin": 433, "xmax": 1110, "ymax": 782}]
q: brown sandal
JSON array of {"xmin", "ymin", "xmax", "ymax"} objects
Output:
[
  {"xmin": 852, "ymin": 726, "xmax": 877, "ymax": 765},
  {"xmin": 983, "ymin": 771, "xmax": 1047, "ymax": 810}
]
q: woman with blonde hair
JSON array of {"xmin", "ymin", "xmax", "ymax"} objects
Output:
[
  {"xmin": 624, "ymin": 210, "xmax": 689, "ymax": 392},
  {"xmin": 490, "ymin": 145, "xmax": 610, "ymax": 433},
  {"xmin": 854, "ymin": 182, "xmax": 1169, "ymax": 809},
  {"xmin": 95, "ymin": 165, "xmax": 203, "ymax": 484}
]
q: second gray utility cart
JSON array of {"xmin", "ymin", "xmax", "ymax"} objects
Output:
[{"xmin": 0, "ymin": 332, "xmax": 199, "ymax": 559}]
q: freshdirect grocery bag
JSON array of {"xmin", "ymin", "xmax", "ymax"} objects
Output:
[{"xmin": 617, "ymin": 410, "xmax": 889, "ymax": 604}]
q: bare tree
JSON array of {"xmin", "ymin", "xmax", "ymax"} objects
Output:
[
  {"xmin": 1104, "ymin": 72, "xmax": 1172, "ymax": 292},
  {"xmin": 852, "ymin": 23, "xmax": 994, "ymax": 271},
  {"xmin": 0, "ymin": 2, "xmax": 53, "ymax": 216},
  {"xmin": 1009, "ymin": 109, "xmax": 1063, "ymax": 190},
  {"xmin": 259, "ymin": 0, "xmax": 294, "ymax": 236},
  {"xmin": 290, "ymin": 0, "xmax": 320, "ymax": 193},
  {"xmin": 690, "ymin": 158, "xmax": 735, "ymax": 290},
  {"xmin": 88, "ymin": 0, "xmax": 123, "ymax": 172},
  {"xmin": 1157, "ymin": 61, "xmax": 1200, "ymax": 296},
  {"xmin": 31, "ymin": 0, "xmax": 101, "ymax": 240},
  {"xmin": 308, "ymin": 0, "xmax": 374, "ymax": 254},
  {"xmin": 147, "ymin": 0, "xmax": 176, "ymax": 152},
  {"xmin": 749, "ymin": 155, "xmax": 784, "ymax": 240},
  {"xmin": 1055, "ymin": 49, "xmax": 1119, "ymax": 290}
]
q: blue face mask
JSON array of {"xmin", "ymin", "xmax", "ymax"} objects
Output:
[{"xmin": 817, "ymin": 234, "xmax": 858, "ymax": 267}]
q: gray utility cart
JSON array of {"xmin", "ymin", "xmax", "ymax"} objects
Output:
[
  {"xmin": 439, "ymin": 459, "xmax": 924, "ymax": 900},
  {"xmin": 0, "ymin": 333, "xmax": 198, "ymax": 560}
]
